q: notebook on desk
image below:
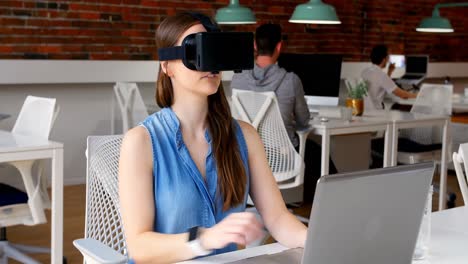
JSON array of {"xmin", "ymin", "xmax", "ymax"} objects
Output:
[{"xmin": 231, "ymin": 163, "xmax": 435, "ymax": 264}]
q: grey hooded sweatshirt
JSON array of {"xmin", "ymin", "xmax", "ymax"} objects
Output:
[{"xmin": 231, "ymin": 63, "xmax": 310, "ymax": 147}]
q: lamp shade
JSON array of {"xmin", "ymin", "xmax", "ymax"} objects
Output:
[
  {"xmin": 215, "ymin": 0, "xmax": 256, "ymax": 25},
  {"xmin": 416, "ymin": 15, "xmax": 454, "ymax": 33},
  {"xmin": 289, "ymin": 0, "xmax": 341, "ymax": 24}
]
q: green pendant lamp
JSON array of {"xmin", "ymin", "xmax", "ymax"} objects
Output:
[
  {"xmin": 215, "ymin": 0, "xmax": 256, "ymax": 25},
  {"xmin": 416, "ymin": 2, "xmax": 468, "ymax": 33},
  {"xmin": 289, "ymin": 0, "xmax": 341, "ymax": 24},
  {"xmin": 416, "ymin": 9, "xmax": 453, "ymax": 33}
]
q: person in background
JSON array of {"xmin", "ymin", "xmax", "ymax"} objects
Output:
[
  {"xmin": 118, "ymin": 13, "xmax": 307, "ymax": 264},
  {"xmin": 231, "ymin": 23, "xmax": 337, "ymax": 204},
  {"xmin": 362, "ymin": 45, "xmax": 417, "ymax": 110}
]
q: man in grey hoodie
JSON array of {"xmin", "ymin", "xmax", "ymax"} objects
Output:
[
  {"xmin": 231, "ymin": 23, "xmax": 336, "ymax": 203},
  {"xmin": 231, "ymin": 23, "xmax": 309, "ymax": 148}
]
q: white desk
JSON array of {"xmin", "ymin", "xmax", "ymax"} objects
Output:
[
  {"xmin": 0, "ymin": 130, "xmax": 64, "ymax": 264},
  {"xmin": 309, "ymin": 110, "xmax": 450, "ymax": 210},
  {"xmin": 182, "ymin": 206, "xmax": 468, "ymax": 264},
  {"xmin": 309, "ymin": 117, "xmax": 392, "ymax": 175}
]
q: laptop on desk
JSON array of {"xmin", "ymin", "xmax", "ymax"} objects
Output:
[
  {"xmin": 397, "ymin": 55, "xmax": 429, "ymax": 88},
  {"xmin": 231, "ymin": 163, "xmax": 435, "ymax": 264}
]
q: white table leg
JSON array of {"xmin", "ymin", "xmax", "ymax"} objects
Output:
[
  {"xmin": 51, "ymin": 147, "xmax": 63, "ymax": 264},
  {"xmin": 383, "ymin": 123, "xmax": 393, "ymax": 167},
  {"xmin": 439, "ymin": 119, "xmax": 450, "ymax": 211},
  {"xmin": 391, "ymin": 124, "xmax": 398, "ymax": 166},
  {"xmin": 321, "ymin": 130, "xmax": 330, "ymax": 176}
]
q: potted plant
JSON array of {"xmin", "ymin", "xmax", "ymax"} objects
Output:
[{"xmin": 345, "ymin": 79, "xmax": 368, "ymax": 116}]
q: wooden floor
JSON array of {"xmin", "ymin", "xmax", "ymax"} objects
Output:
[{"xmin": 5, "ymin": 171, "xmax": 465, "ymax": 263}]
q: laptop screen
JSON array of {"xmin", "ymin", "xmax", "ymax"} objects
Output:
[{"xmin": 405, "ymin": 56, "xmax": 428, "ymax": 74}]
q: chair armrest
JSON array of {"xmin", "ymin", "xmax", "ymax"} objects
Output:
[
  {"xmin": 296, "ymin": 127, "xmax": 313, "ymax": 158},
  {"xmin": 73, "ymin": 238, "xmax": 127, "ymax": 264}
]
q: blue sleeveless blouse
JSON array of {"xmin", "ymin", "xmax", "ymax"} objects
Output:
[{"xmin": 139, "ymin": 107, "xmax": 250, "ymax": 255}]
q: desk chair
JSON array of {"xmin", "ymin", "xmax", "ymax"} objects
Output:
[
  {"xmin": 0, "ymin": 96, "xmax": 60, "ymax": 264},
  {"xmin": 113, "ymin": 82, "xmax": 149, "ymax": 133},
  {"xmin": 397, "ymin": 84, "xmax": 456, "ymax": 207},
  {"xmin": 453, "ymin": 143, "xmax": 468, "ymax": 205},
  {"xmin": 231, "ymin": 89, "xmax": 310, "ymax": 217},
  {"xmin": 73, "ymin": 135, "xmax": 127, "ymax": 264}
]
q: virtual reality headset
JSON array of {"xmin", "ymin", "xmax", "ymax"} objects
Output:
[{"xmin": 158, "ymin": 32, "xmax": 254, "ymax": 72}]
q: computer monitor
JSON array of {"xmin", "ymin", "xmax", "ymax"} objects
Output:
[
  {"xmin": 389, "ymin": 54, "xmax": 405, "ymax": 68},
  {"xmin": 405, "ymin": 55, "xmax": 428, "ymax": 74},
  {"xmin": 278, "ymin": 53, "xmax": 342, "ymax": 108}
]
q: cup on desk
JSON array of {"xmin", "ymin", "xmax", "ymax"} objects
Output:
[{"xmin": 341, "ymin": 107, "xmax": 353, "ymax": 121}]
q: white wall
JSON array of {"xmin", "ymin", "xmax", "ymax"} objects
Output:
[
  {"xmin": 0, "ymin": 60, "xmax": 467, "ymax": 186},
  {"xmin": 0, "ymin": 82, "xmax": 156, "ymax": 188}
]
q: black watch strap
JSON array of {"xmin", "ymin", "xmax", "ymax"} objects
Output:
[{"xmin": 188, "ymin": 226, "xmax": 199, "ymax": 241}]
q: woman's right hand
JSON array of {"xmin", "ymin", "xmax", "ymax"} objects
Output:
[{"xmin": 199, "ymin": 212, "xmax": 264, "ymax": 250}]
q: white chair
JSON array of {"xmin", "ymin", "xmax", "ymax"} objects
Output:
[
  {"xmin": 113, "ymin": 82, "xmax": 149, "ymax": 133},
  {"xmin": 0, "ymin": 96, "xmax": 59, "ymax": 264},
  {"xmin": 231, "ymin": 89, "xmax": 310, "ymax": 215},
  {"xmin": 397, "ymin": 84, "xmax": 453, "ymax": 163},
  {"xmin": 397, "ymin": 84, "xmax": 456, "ymax": 207},
  {"xmin": 453, "ymin": 143, "xmax": 468, "ymax": 205},
  {"xmin": 73, "ymin": 135, "xmax": 127, "ymax": 264}
]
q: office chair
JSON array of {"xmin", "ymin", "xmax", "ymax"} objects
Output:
[
  {"xmin": 231, "ymin": 89, "xmax": 310, "ymax": 219},
  {"xmin": 397, "ymin": 84, "xmax": 456, "ymax": 207},
  {"xmin": 0, "ymin": 96, "xmax": 60, "ymax": 264},
  {"xmin": 113, "ymin": 82, "xmax": 149, "ymax": 133},
  {"xmin": 453, "ymin": 143, "xmax": 468, "ymax": 205},
  {"xmin": 73, "ymin": 135, "xmax": 127, "ymax": 264}
]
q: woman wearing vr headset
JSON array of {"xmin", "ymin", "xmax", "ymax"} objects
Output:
[{"xmin": 119, "ymin": 12, "xmax": 307, "ymax": 263}]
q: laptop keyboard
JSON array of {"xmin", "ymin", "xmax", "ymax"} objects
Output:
[{"xmin": 401, "ymin": 75, "xmax": 423, "ymax": 80}]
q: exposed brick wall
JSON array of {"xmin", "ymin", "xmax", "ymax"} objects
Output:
[{"xmin": 0, "ymin": 0, "xmax": 467, "ymax": 61}]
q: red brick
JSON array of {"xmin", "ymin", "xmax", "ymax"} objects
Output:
[{"xmin": 0, "ymin": 0, "xmax": 466, "ymax": 61}]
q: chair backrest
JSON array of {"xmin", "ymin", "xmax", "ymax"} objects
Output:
[
  {"xmin": 231, "ymin": 89, "xmax": 303, "ymax": 184},
  {"xmin": 411, "ymin": 84, "xmax": 453, "ymax": 116},
  {"xmin": 85, "ymin": 135, "xmax": 128, "ymax": 259},
  {"xmin": 12, "ymin": 95, "xmax": 57, "ymax": 139},
  {"xmin": 114, "ymin": 82, "xmax": 148, "ymax": 133},
  {"xmin": 453, "ymin": 143, "xmax": 468, "ymax": 205},
  {"xmin": 401, "ymin": 84, "xmax": 453, "ymax": 145}
]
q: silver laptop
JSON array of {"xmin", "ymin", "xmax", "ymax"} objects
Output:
[
  {"xmin": 398, "ymin": 55, "xmax": 429, "ymax": 88},
  {"xmin": 230, "ymin": 163, "xmax": 434, "ymax": 264}
]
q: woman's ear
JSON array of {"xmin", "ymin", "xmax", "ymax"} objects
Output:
[{"xmin": 161, "ymin": 61, "xmax": 169, "ymax": 75}]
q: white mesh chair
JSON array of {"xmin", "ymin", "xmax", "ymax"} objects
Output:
[
  {"xmin": 397, "ymin": 84, "xmax": 456, "ymax": 207},
  {"xmin": 231, "ymin": 89, "xmax": 309, "ymax": 197},
  {"xmin": 397, "ymin": 84, "xmax": 453, "ymax": 164},
  {"xmin": 113, "ymin": 82, "xmax": 149, "ymax": 133},
  {"xmin": 453, "ymin": 143, "xmax": 468, "ymax": 205},
  {"xmin": 0, "ymin": 96, "xmax": 59, "ymax": 263},
  {"xmin": 73, "ymin": 135, "xmax": 127, "ymax": 264},
  {"xmin": 231, "ymin": 89, "xmax": 310, "ymax": 213}
]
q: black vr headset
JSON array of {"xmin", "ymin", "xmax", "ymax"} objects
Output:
[{"xmin": 158, "ymin": 13, "xmax": 254, "ymax": 73}]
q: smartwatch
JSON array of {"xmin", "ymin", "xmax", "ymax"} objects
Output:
[{"xmin": 187, "ymin": 226, "xmax": 212, "ymax": 256}]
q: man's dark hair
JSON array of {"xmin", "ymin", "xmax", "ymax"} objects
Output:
[
  {"xmin": 255, "ymin": 23, "xmax": 282, "ymax": 56},
  {"xmin": 370, "ymin": 45, "xmax": 389, "ymax": 65}
]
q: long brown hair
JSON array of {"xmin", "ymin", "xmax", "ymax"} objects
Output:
[{"xmin": 155, "ymin": 13, "xmax": 247, "ymax": 211}]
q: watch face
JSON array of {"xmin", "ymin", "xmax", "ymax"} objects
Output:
[{"xmin": 188, "ymin": 226, "xmax": 199, "ymax": 241}]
